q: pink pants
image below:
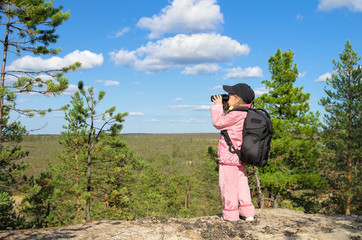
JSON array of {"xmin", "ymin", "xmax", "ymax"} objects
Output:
[{"xmin": 219, "ymin": 164, "xmax": 255, "ymax": 221}]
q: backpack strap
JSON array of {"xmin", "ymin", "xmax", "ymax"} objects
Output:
[
  {"xmin": 220, "ymin": 130, "xmax": 238, "ymax": 154},
  {"xmin": 231, "ymin": 106, "xmax": 250, "ymax": 112},
  {"xmin": 220, "ymin": 106, "xmax": 250, "ymax": 154}
]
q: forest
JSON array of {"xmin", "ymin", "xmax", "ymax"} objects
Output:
[{"xmin": 1, "ymin": 0, "xmax": 361, "ymax": 230}]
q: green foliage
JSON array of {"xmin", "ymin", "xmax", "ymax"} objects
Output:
[
  {"xmin": 0, "ymin": 0, "xmax": 76, "ymax": 107},
  {"xmin": 22, "ymin": 84, "xmax": 134, "ymax": 226},
  {"xmin": 1, "ymin": 0, "xmax": 70, "ymax": 55},
  {"xmin": 127, "ymin": 143, "xmax": 220, "ymax": 219},
  {"xmin": 256, "ymin": 49, "xmax": 323, "ymax": 209},
  {"xmin": 0, "ymin": 115, "xmax": 28, "ymax": 230},
  {"xmin": 0, "ymin": 0, "xmax": 77, "ymax": 229},
  {"xmin": 130, "ymin": 161, "xmax": 195, "ymax": 218},
  {"xmin": 20, "ymin": 133, "xmax": 224, "ymax": 226},
  {"xmin": 21, "ymin": 171, "xmax": 59, "ymax": 228},
  {"xmin": 89, "ymin": 134, "xmax": 135, "ymax": 221},
  {"xmin": 0, "ymin": 191, "xmax": 24, "ymax": 229},
  {"xmin": 191, "ymin": 146, "xmax": 221, "ymax": 216},
  {"xmin": 319, "ymin": 40, "xmax": 361, "ymax": 215},
  {"xmin": 130, "ymin": 165, "xmax": 170, "ymax": 217},
  {"xmin": 16, "ymin": 128, "xmax": 359, "ymax": 229}
]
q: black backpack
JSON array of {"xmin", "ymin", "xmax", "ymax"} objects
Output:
[{"xmin": 221, "ymin": 106, "xmax": 273, "ymax": 167}]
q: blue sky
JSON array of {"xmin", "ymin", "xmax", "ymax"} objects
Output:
[{"xmin": 6, "ymin": 0, "xmax": 362, "ymax": 134}]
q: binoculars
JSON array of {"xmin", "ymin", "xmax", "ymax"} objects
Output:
[{"xmin": 210, "ymin": 94, "xmax": 229, "ymax": 103}]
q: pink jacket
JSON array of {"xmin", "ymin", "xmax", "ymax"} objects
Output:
[{"xmin": 211, "ymin": 104, "xmax": 251, "ymax": 166}]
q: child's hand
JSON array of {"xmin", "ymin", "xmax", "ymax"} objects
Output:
[{"xmin": 212, "ymin": 95, "xmax": 223, "ymax": 105}]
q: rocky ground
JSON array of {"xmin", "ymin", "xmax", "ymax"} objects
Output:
[{"xmin": 1, "ymin": 208, "xmax": 361, "ymax": 240}]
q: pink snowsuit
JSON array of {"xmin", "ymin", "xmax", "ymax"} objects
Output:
[{"xmin": 211, "ymin": 104, "xmax": 255, "ymax": 221}]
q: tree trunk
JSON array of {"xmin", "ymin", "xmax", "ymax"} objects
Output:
[
  {"xmin": 105, "ymin": 179, "xmax": 109, "ymax": 208},
  {"xmin": 253, "ymin": 166, "xmax": 264, "ymax": 209},
  {"xmin": 346, "ymin": 154, "xmax": 352, "ymax": 215},
  {"xmin": 357, "ymin": 185, "xmax": 360, "ymax": 215},
  {"xmin": 75, "ymin": 150, "xmax": 81, "ymax": 220},
  {"xmin": 185, "ymin": 191, "xmax": 188, "ymax": 209},
  {"xmin": 267, "ymin": 192, "xmax": 272, "ymax": 208},
  {"xmin": 86, "ymin": 133, "xmax": 92, "ymax": 222},
  {"xmin": 0, "ymin": 13, "xmax": 10, "ymax": 153},
  {"xmin": 356, "ymin": 159, "xmax": 360, "ymax": 215},
  {"xmin": 86, "ymin": 110, "xmax": 95, "ymax": 223},
  {"xmin": 346, "ymin": 97, "xmax": 353, "ymax": 216},
  {"xmin": 273, "ymin": 190, "xmax": 279, "ymax": 208},
  {"xmin": 86, "ymin": 149, "xmax": 91, "ymax": 222}
]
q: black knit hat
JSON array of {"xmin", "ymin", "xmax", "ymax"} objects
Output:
[{"xmin": 223, "ymin": 83, "xmax": 255, "ymax": 104}]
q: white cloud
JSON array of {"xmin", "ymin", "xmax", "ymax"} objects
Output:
[
  {"xmin": 224, "ymin": 66, "xmax": 263, "ymax": 79},
  {"xmin": 18, "ymin": 98, "xmax": 30, "ymax": 103},
  {"xmin": 315, "ymin": 72, "xmax": 332, "ymax": 82},
  {"xmin": 170, "ymin": 118, "xmax": 204, "ymax": 123},
  {"xmin": 137, "ymin": 0, "xmax": 224, "ymax": 39},
  {"xmin": 298, "ymin": 71, "xmax": 307, "ymax": 78},
  {"xmin": 193, "ymin": 105, "xmax": 211, "ymax": 111},
  {"xmin": 168, "ymin": 105, "xmax": 194, "ymax": 109},
  {"xmin": 296, "ymin": 14, "xmax": 304, "ymax": 21},
  {"xmin": 182, "ymin": 63, "xmax": 220, "ymax": 75},
  {"xmin": 175, "ymin": 98, "xmax": 184, "ymax": 101},
  {"xmin": 113, "ymin": 27, "xmax": 130, "ymax": 38},
  {"xmin": 110, "ymin": 33, "xmax": 249, "ymax": 73},
  {"xmin": 318, "ymin": 0, "xmax": 362, "ymax": 12},
  {"xmin": 63, "ymin": 84, "xmax": 79, "ymax": 95},
  {"xmin": 211, "ymin": 85, "xmax": 222, "ymax": 91},
  {"xmin": 254, "ymin": 87, "xmax": 269, "ymax": 96},
  {"xmin": 4, "ymin": 75, "xmax": 17, "ymax": 84},
  {"xmin": 8, "ymin": 50, "xmax": 104, "ymax": 71},
  {"xmin": 52, "ymin": 113, "xmax": 66, "ymax": 118},
  {"xmin": 96, "ymin": 80, "xmax": 120, "ymax": 86},
  {"xmin": 36, "ymin": 74, "xmax": 56, "ymax": 80},
  {"xmin": 168, "ymin": 104, "xmax": 210, "ymax": 111},
  {"xmin": 129, "ymin": 112, "xmax": 145, "ymax": 116}
]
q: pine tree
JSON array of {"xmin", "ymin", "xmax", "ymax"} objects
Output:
[
  {"xmin": 128, "ymin": 163, "xmax": 190, "ymax": 218},
  {"xmin": 21, "ymin": 93, "xmax": 88, "ymax": 228},
  {"xmin": 89, "ymin": 134, "xmax": 136, "ymax": 221},
  {"xmin": 319, "ymin": 40, "xmax": 361, "ymax": 215},
  {"xmin": 130, "ymin": 164, "xmax": 167, "ymax": 217},
  {"xmin": 255, "ymin": 49, "xmax": 323, "ymax": 209},
  {"xmin": 55, "ymin": 91, "xmax": 88, "ymax": 223},
  {"xmin": 0, "ymin": 191, "xmax": 23, "ymax": 229},
  {"xmin": 75, "ymin": 82, "xmax": 128, "ymax": 222},
  {"xmin": 0, "ymin": 0, "xmax": 78, "ymax": 128},
  {"xmin": 0, "ymin": 0, "xmax": 78, "ymax": 229},
  {"xmin": 23, "ymin": 83, "xmax": 132, "ymax": 226}
]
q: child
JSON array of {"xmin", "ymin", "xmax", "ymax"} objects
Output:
[{"xmin": 211, "ymin": 83, "xmax": 255, "ymax": 222}]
